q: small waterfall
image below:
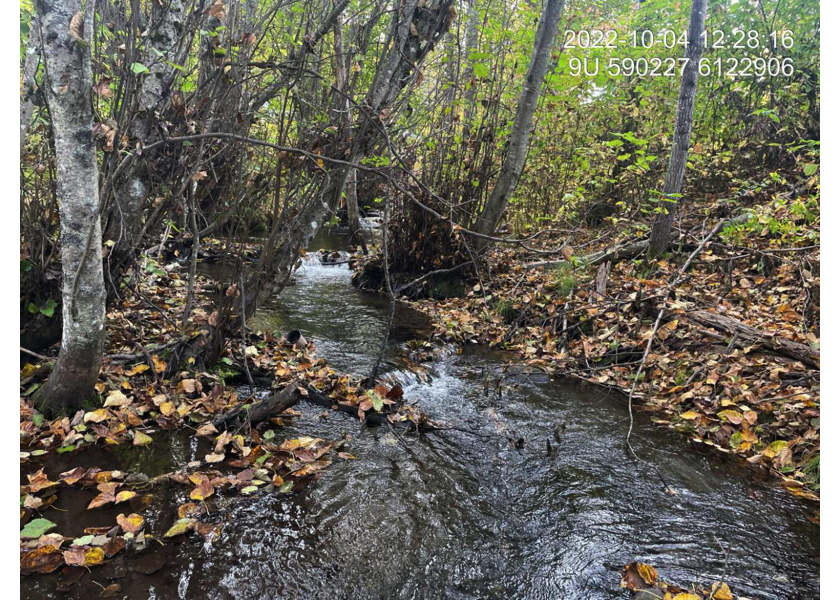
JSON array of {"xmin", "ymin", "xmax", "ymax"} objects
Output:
[{"xmin": 298, "ymin": 250, "xmax": 350, "ymax": 267}]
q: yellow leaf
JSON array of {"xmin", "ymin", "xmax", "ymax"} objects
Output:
[
  {"xmin": 133, "ymin": 431, "xmax": 153, "ymax": 446},
  {"xmin": 711, "ymin": 582, "xmax": 734, "ymax": 600},
  {"xmin": 164, "ymin": 519, "xmax": 195, "ymax": 538},
  {"xmin": 152, "ymin": 355, "xmax": 167, "ymax": 373},
  {"xmin": 84, "ymin": 547, "xmax": 105, "ymax": 567},
  {"xmin": 115, "ymin": 490, "xmax": 136, "ymax": 503},
  {"xmin": 679, "ymin": 411, "xmax": 700, "ymax": 420},
  {"xmin": 126, "ymin": 364, "xmax": 150, "ymax": 376},
  {"xmin": 116, "ymin": 513, "xmax": 145, "ymax": 534},
  {"xmin": 84, "ymin": 409, "xmax": 109, "ymax": 423},
  {"xmin": 764, "ymin": 440, "xmax": 788, "ymax": 457},
  {"xmin": 717, "ymin": 410, "xmax": 742, "ymax": 425},
  {"xmin": 189, "ymin": 474, "xmax": 214, "ymax": 501},
  {"xmin": 637, "ymin": 563, "xmax": 658, "ymax": 585}
]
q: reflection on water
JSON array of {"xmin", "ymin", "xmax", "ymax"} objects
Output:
[{"xmin": 21, "ymin": 228, "xmax": 819, "ymax": 600}]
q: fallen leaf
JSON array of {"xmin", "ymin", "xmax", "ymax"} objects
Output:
[
  {"xmin": 711, "ymin": 582, "xmax": 734, "ymax": 600},
  {"xmin": 115, "ymin": 490, "xmax": 137, "ymax": 504},
  {"xmin": 103, "ymin": 390, "xmax": 130, "ymax": 408},
  {"xmin": 195, "ymin": 423, "xmax": 218, "ymax": 437},
  {"xmin": 21, "ymin": 545, "xmax": 63, "ymax": 573},
  {"xmin": 164, "ymin": 518, "xmax": 195, "ymax": 538},
  {"xmin": 133, "ymin": 431, "xmax": 153, "ymax": 446},
  {"xmin": 189, "ymin": 474, "xmax": 214, "ymax": 501},
  {"xmin": 27, "ymin": 469, "xmax": 58, "ymax": 493},
  {"xmin": 208, "ymin": 0, "xmax": 225, "ymax": 19},
  {"xmin": 21, "ymin": 518, "xmax": 57, "ymax": 539},
  {"xmin": 717, "ymin": 410, "xmax": 743, "ymax": 425},
  {"xmin": 116, "ymin": 513, "xmax": 144, "ymax": 534}
]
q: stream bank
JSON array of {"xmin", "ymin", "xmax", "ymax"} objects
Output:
[{"xmin": 21, "ymin": 228, "xmax": 819, "ymax": 599}]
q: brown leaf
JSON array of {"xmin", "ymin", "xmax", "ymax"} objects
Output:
[
  {"xmin": 62, "ymin": 547, "xmax": 89, "ymax": 567},
  {"xmin": 103, "ymin": 536, "xmax": 126, "ymax": 558},
  {"xmin": 178, "ymin": 502, "xmax": 206, "ymax": 519},
  {"xmin": 116, "ymin": 513, "xmax": 144, "ymax": 534},
  {"xmin": 94, "ymin": 77, "xmax": 112, "ymax": 97},
  {"xmin": 27, "ymin": 469, "xmax": 58, "ymax": 493},
  {"xmin": 561, "ymin": 246, "xmax": 574, "ymax": 261},
  {"xmin": 620, "ymin": 562, "xmax": 658, "ymax": 591},
  {"xmin": 189, "ymin": 474, "xmax": 214, "ymax": 501},
  {"xmin": 194, "ymin": 521, "xmax": 222, "ymax": 541},
  {"xmin": 21, "ymin": 545, "xmax": 63, "ymax": 574},
  {"xmin": 195, "ymin": 423, "xmax": 218, "ymax": 437},
  {"xmin": 60, "ymin": 466, "xmax": 90, "ymax": 486},
  {"xmin": 208, "ymin": 0, "xmax": 225, "ymax": 19},
  {"xmin": 69, "ymin": 11, "xmax": 84, "ymax": 40},
  {"xmin": 152, "ymin": 355, "xmax": 167, "ymax": 373},
  {"xmin": 100, "ymin": 583, "xmax": 122, "ymax": 598}
]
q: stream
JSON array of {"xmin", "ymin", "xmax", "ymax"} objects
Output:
[{"xmin": 21, "ymin": 228, "xmax": 819, "ymax": 599}]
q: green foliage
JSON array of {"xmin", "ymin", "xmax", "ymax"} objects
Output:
[
  {"xmin": 493, "ymin": 299, "xmax": 516, "ymax": 323},
  {"xmin": 803, "ymin": 453, "xmax": 820, "ymax": 491},
  {"xmin": 549, "ymin": 263, "xmax": 576, "ymax": 296},
  {"xmin": 28, "ymin": 298, "xmax": 58, "ymax": 318},
  {"xmin": 130, "ymin": 62, "xmax": 150, "ymax": 75}
]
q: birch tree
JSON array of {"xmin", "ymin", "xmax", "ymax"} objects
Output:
[
  {"xmin": 648, "ymin": 0, "xmax": 708, "ymax": 257},
  {"xmin": 471, "ymin": 0, "xmax": 565, "ymax": 249},
  {"xmin": 34, "ymin": 0, "xmax": 106, "ymax": 415}
]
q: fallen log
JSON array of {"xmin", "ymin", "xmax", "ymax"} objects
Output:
[
  {"xmin": 523, "ymin": 213, "xmax": 752, "ymax": 270},
  {"xmin": 299, "ymin": 383, "xmax": 402, "ymax": 427},
  {"xmin": 523, "ymin": 238, "xmax": 664, "ymax": 270},
  {"xmin": 214, "ymin": 381, "xmax": 437, "ymax": 431},
  {"xmin": 298, "ymin": 383, "xmax": 438, "ymax": 431},
  {"xmin": 213, "ymin": 383, "xmax": 301, "ymax": 429},
  {"xmin": 683, "ymin": 309, "xmax": 819, "ymax": 368}
]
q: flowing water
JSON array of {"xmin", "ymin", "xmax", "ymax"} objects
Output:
[{"xmin": 21, "ymin": 229, "xmax": 819, "ymax": 599}]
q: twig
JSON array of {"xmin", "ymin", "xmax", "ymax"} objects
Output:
[
  {"xmin": 134, "ymin": 342, "xmax": 158, "ymax": 384},
  {"xmin": 623, "ymin": 217, "xmax": 732, "ymax": 494},
  {"xmin": 20, "ymin": 347, "xmax": 51, "ymax": 362},
  {"xmin": 238, "ymin": 272, "xmax": 255, "ymax": 394}
]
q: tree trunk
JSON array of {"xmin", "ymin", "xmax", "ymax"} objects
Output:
[
  {"xmin": 471, "ymin": 0, "xmax": 564, "ymax": 248},
  {"xmin": 648, "ymin": 0, "xmax": 708, "ymax": 257},
  {"xmin": 104, "ymin": 0, "xmax": 186, "ymax": 295},
  {"xmin": 333, "ymin": 16, "xmax": 365, "ymax": 250},
  {"xmin": 34, "ymin": 0, "xmax": 106, "ymax": 416}
]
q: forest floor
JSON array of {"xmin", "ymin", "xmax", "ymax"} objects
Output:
[{"xmin": 403, "ymin": 177, "xmax": 820, "ymax": 501}]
